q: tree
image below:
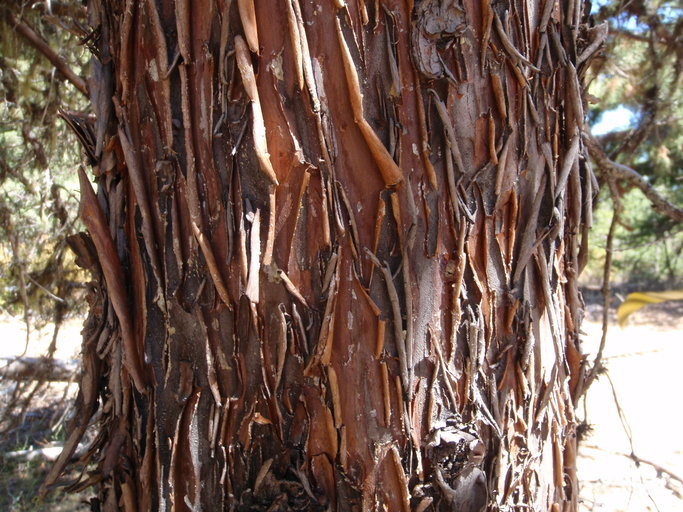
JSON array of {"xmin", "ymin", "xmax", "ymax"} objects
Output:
[
  {"xmin": 0, "ymin": 2, "xmax": 88, "ymax": 342},
  {"xmin": 0, "ymin": 2, "xmax": 89, "ymax": 444},
  {"xmin": 583, "ymin": 0, "xmax": 683, "ymax": 287},
  {"xmin": 38, "ymin": 0, "xmax": 602, "ymax": 510}
]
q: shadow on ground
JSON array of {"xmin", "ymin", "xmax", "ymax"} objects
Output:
[{"xmin": 0, "ymin": 398, "xmax": 90, "ymax": 511}]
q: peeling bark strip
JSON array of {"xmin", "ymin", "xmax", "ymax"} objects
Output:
[{"xmin": 56, "ymin": 0, "xmax": 598, "ymax": 510}]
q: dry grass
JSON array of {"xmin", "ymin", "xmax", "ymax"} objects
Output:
[
  {"xmin": 0, "ymin": 387, "xmax": 89, "ymax": 511},
  {"xmin": 0, "ymin": 316, "xmax": 88, "ymax": 511}
]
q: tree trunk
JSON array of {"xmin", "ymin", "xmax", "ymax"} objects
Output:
[{"xmin": 47, "ymin": 1, "xmax": 596, "ymax": 510}]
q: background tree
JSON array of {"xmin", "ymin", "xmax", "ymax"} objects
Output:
[
  {"xmin": 584, "ymin": 0, "xmax": 683, "ymax": 287},
  {"xmin": 0, "ymin": 0, "xmax": 89, "ymax": 439},
  {"xmin": 0, "ymin": 1, "xmax": 89, "ymax": 345}
]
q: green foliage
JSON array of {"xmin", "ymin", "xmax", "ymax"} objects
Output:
[
  {"xmin": 584, "ymin": 0, "xmax": 683, "ymax": 287},
  {"xmin": 0, "ymin": 2, "xmax": 89, "ymax": 327},
  {"xmin": 584, "ymin": 186, "xmax": 683, "ymax": 286}
]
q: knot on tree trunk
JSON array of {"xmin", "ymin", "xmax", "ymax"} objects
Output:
[
  {"xmin": 425, "ymin": 418, "xmax": 488, "ymax": 512},
  {"xmin": 411, "ymin": 0, "xmax": 466, "ymax": 79}
]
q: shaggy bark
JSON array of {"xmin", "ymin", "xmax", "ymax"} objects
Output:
[{"xmin": 45, "ymin": 1, "xmax": 598, "ymax": 510}]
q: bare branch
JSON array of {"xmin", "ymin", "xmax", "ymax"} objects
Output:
[
  {"xmin": 584, "ymin": 132, "xmax": 683, "ymax": 224},
  {"xmin": 584, "ymin": 444, "xmax": 683, "ymax": 492},
  {"xmin": 607, "ymin": 27, "xmax": 649, "ymax": 43},
  {"xmin": 584, "ymin": 180, "xmax": 621, "ymax": 394},
  {"xmin": 7, "ymin": 11, "xmax": 88, "ymax": 97}
]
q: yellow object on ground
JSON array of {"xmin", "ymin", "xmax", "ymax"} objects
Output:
[{"xmin": 617, "ymin": 290, "xmax": 683, "ymax": 326}]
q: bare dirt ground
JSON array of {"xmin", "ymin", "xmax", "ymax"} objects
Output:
[
  {"xmin": 578, "ymin": 295, "xmax": 683, "ymax": 511},
  {"xmin": 0, "ymin": 296, "xmax": 682, "ymax": 511}
]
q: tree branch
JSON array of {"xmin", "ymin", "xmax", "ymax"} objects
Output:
[
  {"xmin": 607, "ymin": 26, "xmax": 650, "ymax": 43},
  {"xmin": 7, "ymin": 11, "xmax": 88, "ymax": 97},
  {"xmin": 584, "ymin": 132, "xmax": 683, "ymax": 224}
]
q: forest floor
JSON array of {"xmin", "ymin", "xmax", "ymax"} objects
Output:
[
  {"xmin": 0, "ymin": 292, "xmax": 681, "ymax": 511},
  {"xmin": 0, "ymin": 316, "xmax": 86, "ymax": 511}
]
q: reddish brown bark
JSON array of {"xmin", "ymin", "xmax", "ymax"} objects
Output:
[{"xmin": 47, "ymin": 1, "xmax": 598, "ymax": 510}]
